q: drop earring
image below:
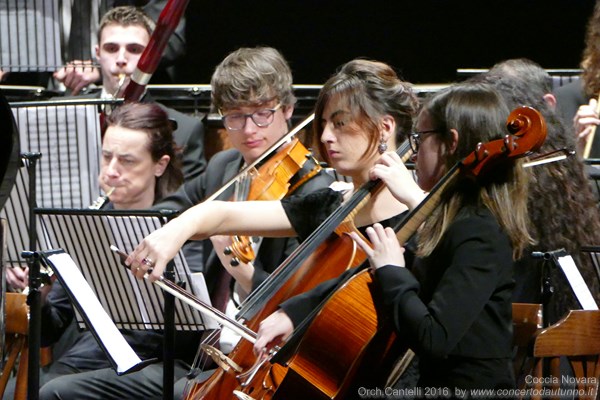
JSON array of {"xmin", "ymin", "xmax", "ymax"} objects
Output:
[{"xmin": 378, "ymin": 139, "xmax": 388, "ymax": 154}]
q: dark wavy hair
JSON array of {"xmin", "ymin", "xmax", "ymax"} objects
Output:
[
  {"xmin": 478, "ymin": 69, "xmax": 600, "ymax": 321},
  {"xmin": 105, "ymin": 102, "xmax": 183, "ymax": 202},
  {"xmin": 581, "ymin": 1, "xmax": 600, "ymax": 97},
  {"xmin": 312, "ymin": 59, "xmax": 418, "ymax": 164}
]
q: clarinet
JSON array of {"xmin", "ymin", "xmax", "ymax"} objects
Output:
[{"xmin": 89, "ymin": 187, "xmax": 115, "ymax": 210}]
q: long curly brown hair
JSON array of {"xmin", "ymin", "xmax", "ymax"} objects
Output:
[
  {"xmin": 480, "ymin": 68, "xmax": 600, "ymax": 322},
  {"xmin": 581, "ymin": 1, "xmax": 600, "ymax": 97}
]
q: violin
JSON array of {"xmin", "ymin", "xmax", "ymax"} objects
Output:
[
  {"xmin": 262, "ymin": 106, "xmax": 547, "ymax": 399},
  {"xmin": 184, "ymin": 140, "xmax": 413, "ymax": 400},
  {"xmin": 224, "ymin": 137, "xmax": 322, "ymax": 267}
]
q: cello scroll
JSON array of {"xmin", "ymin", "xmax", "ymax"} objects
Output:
[{"xmin": 461, "ymin": 106, "xmax": 547, "ymax": 179}]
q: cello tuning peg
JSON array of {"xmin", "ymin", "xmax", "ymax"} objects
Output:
[
  {"xmin": 230, "ymin": 258, "xmax": 240, "ymax": 267},
  {"xmin": 224, "ymin": 246, "xmax": 232, "ymax": 255}
]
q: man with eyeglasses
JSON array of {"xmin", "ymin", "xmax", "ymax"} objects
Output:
[
  {"xmin": 157, "ymin": 45, "xmax": 333, "ymax": 299},
  {"xmin": 161, "ymin": 46, "xmax": 333, "ymax": 397}
]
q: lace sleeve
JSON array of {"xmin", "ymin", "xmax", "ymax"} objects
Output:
[{"xmin": 281, "ymin": 187, "xmax": 343, "ymax": 242}]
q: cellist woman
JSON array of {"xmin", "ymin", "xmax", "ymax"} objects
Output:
[
  {"xmin": 128, "ymin": 58, "xmax": 418, "ymax": 284},
  {"xmin": 127, "ymin": 59, "xmax": 419, "ymax": 397},
  {"xmin": 254, "ymin": 82, "xmax": 534, "ymax": 393}
]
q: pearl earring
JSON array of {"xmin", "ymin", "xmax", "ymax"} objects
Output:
[{"xmin": 378, "ymin": 140, "xmax": 388, "ymax": 154}]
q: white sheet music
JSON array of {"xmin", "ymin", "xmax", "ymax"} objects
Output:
[
  {"xmin": 0, "ymin": 0, "xmax": 61, "ymax": 72},
  {"xmin": 557, "ymin": 254, "xmax": 599, "ymax": 310},
  {"xmin": 13, "ymin": 104, "xmax": 101, "ymax": 208},
  {"xmin": 47, "ymin": 252, "xmax": 142, "ymax": 374}
]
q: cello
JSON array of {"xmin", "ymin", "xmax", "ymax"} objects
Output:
[
  {"xmin": 184, "ymin": 139, "xmax": 414, "ymax": 399},
  {"xmin": 263, "ymin": 106, "xmax": 547, "ymax": 399}
]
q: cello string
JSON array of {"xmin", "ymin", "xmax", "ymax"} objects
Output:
[{"xmin": 236, "ymin": 139, "xmax": 412, "ymax": 320}]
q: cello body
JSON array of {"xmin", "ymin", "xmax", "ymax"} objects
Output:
[
  {"xmin": 272, "ymin": 270, "xmax": 400, "ymax": 400},
  {"xmin": 186, "ymin": 142, "xmax": 414, "ymax": 399},
  {"xmin": 187, "ymin": 232, "xmax": 367, "ymax": 399}
]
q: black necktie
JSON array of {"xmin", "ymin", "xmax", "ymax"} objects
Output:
[{"xmin": 67, "ymin": 1, "xmax": 92, "ymax": 61}]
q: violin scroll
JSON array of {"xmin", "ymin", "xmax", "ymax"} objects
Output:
[{"xmin": 224, "ymin": 236, "xmax": 256, "ymax": 266}]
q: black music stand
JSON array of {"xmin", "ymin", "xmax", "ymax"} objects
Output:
[
  {"xmin": 38, "ymin": 249, "xmax": 159, "ymax": 374},
  {"xmin": 34, "ymin": 208, "xmax": 213, "ymax": 400},
  {"xmin": 15, "ymin": 152, "xmax": 42, "ymax": 400},
  {"xmin": 532, "ymin": 249, "xmax": 599, "ymax": 326}
]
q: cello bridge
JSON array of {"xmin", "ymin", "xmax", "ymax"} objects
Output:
[{"xmin": 200, "ymin": 344, "xmax": 242, "ymax": 373}]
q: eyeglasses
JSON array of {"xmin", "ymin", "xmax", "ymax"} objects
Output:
[
  {"xmin": 409, "ymin": 129, "xmax": 441, "ymax": 153},
  {"xmin": 220, "ymin": 103, "xmax": 282, "ymax": 131}
]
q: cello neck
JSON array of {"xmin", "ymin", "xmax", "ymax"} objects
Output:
[{"xmin": 236, "ymin": 140, "xmax": 413, "ymax": 321}]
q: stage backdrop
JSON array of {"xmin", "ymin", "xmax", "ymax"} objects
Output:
[{"xmin": 180, "ymin": 0, "xmax": 594, "ymax": 85}]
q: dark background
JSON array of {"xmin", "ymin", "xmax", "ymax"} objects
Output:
[{"xmin": 178, "ymin": 0, "xmax": 595, "ymax": 85}]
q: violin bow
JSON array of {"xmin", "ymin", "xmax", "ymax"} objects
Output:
[
  {"xmin": 202, "ymin": 113, "xmax": 315, "ymax": 203},
  {"xmin": 109, "ymin": 245, "xmax": 256, "ymax": 343}
]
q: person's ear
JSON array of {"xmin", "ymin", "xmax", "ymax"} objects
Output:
[
  {"xmin": 379, "ymin": 115, "xmax": 396, "ymax": 144},
  {"xmin": 154, "ymin": 155, "xmax": 170, "ymax": 177},
  {"xmin": 542, "ymin": 93, "xmax": 557, "ymax": 110},
  {"xmin": 283, "ymin": 104, "xmax": 294, "ymax": 121},
  {"xmin": 95, "ymin": 44, "xmax": 100, "ymax": 60},
  {"xmin": 448, "ymin": 129, "xmax": 459, "ymax": 155}
]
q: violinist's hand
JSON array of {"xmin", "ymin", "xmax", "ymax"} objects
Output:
[
  {"xmin": 0, "ymin": 69, "xmax": 7, "ymax": 82},
  {"xmin": 53, "ymin": 61, "xmax": 100, "ymax": 95},
  {"xmin": 574, "ymin": 98, "xmax": 600, "ymax": 156},
  {"xmin": 349, "ymin": 223, "xmax": 405, "ymax": 270},
  {"xmin": 6, "ymin": 265, "xmax": 28, "ymax": 291},
  {"xmin": 126, "ymin": 218, "xmax": 193, "ymax": 281},
  {"xmin": 370, "ymin": 151, "xmax": 425, "ymax": 210},
  {"xmin": 253, "ymin": 309, "xmax": 294, "ymax": 358}
]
